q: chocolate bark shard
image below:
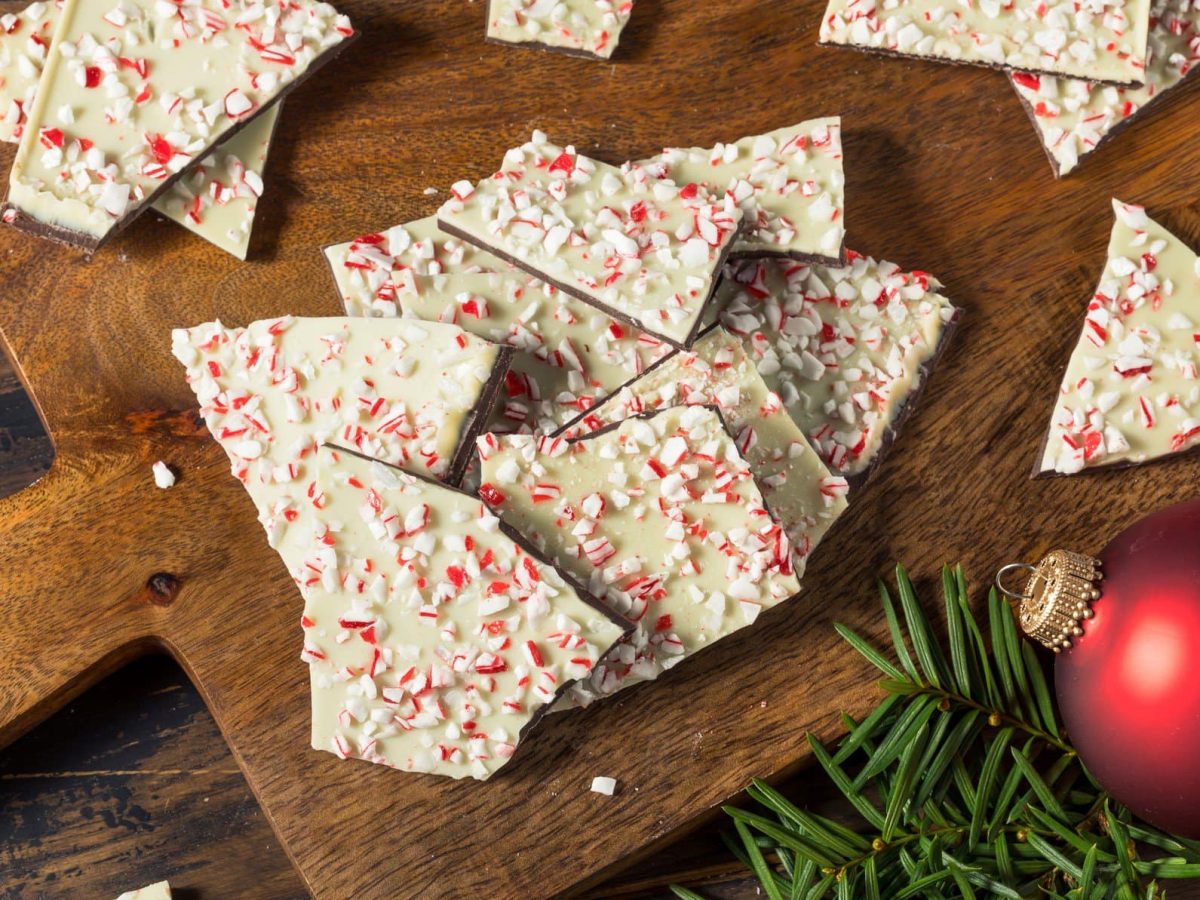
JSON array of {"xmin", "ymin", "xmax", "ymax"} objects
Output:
[
  {"xmin": 818, "ymin": 0, "xmax": 1151, "ymax": 86},
  {"xmin": 0, "ymin": 0, "xmax": 281, "ymax": 259},
  {"xmin": 4, "ymin": 0, "xmax": 354, "ymax": 252},
  {"xmin": 636, "ymin": 118, "xmax": 846, "ymax": 265},
  {"xmin": 1010, "ymin": 0, "xmax": 1200, "ymax": 177},
  {"xmin": 437, "ymin": 132, "xmax": 744, "ymax": 349},
  {"xmin": 484, "ymin": 0, "xmax": 634, "ymax": 60},
  {"xmin": 1039, "ymin": 200, "xmax": 1200, "ymax": 475},
  {"xmin": 171, "ymin": 316, "xmax": 512, "ymax": 548},
  {"xmin": 714, "ymin": 253, "xmax": 960, "ymax": 485},
  {"xmin": 556, "ymin": 326, "xmax": 849, "ymax": 576},
  {"xmin": 478, "ymin": 405, "xmax": 801, "ymax": 707},
  {"xmin": 298, "ymin": 446, "xmax": 628, "ymax": 780}
]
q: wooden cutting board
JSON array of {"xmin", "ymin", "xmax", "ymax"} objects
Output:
[{"xmin": 2, "ymin": 1, "xmax": 1199, "ymax": 896}]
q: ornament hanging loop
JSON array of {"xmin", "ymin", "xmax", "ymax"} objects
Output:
[{"xmin": 994, "ymin": 550, "xmax": 1103, "ymax": 653}]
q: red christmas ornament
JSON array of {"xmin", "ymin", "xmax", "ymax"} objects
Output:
[{"xmin": 1003, "ymin": 498, "xmax": 1200, "ymax": 838}]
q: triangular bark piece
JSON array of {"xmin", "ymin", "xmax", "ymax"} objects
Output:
[
  {"xmin": 296, "ymin": 446, "xmax": 628, "ymax": 780},
  {"xmin": 1039, "ymin": 200, "xmax": 1200, "ymax": 474}
]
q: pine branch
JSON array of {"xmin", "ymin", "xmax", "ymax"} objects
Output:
[{"xmin": 675, "ymin": 566, "xmax": 1200, "ymax": 899}]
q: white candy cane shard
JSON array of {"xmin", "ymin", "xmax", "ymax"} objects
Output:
[
  {"xmin": 114, "ymin": 883, "xmax": 171, "ymax": 900},
  {"xmin": 437, "ymin": 132, "xmax": 744, "ymax": 348},
  {"xmin": 715, "ymin": 253, "xmax": 960, "ymax": 483},
  {"xmin": 637, "ymin": 118, "xmax": 846, "ymax": 265},
  {"xmin": 819, "ymin": 0, "xmax": 1151, "ymax": 86},
  {"xmin": 171, "ymin": 316, "xmax": 511, "ymax": 550},
  {"xmin": 1039, "ymin": 199, "xmax": 1200, "ymax": 475},
  {"xmin": 4, "ymin": 0, "xmax": 354, "ymax": 251},
  {"xmin": 590, "ymin": 775, "xmax": 617, "ymax": 795},
  {"xmin": 1010, "ymin": 0, "xmax": 1200, "ymax": 177},
  {"xmin": 485, "ymin": 0, "xmax": 634, "ymax": 60},
  {"xmin": 323, "ymin": 216, "xmax": 504, "ymax": 318},
  {"xmin": 299, "ymin": 446, "xmax": 628, "ymax": 780},
  {"xmin": 558, "ymin": 327, "xmax": 849, "ymax": 576},
  {"xmin": 478, "ymin": 405, "xmax": 800, "ymax": 708},
  {"xmin": 0, "ymin": 0, "xmax": 280, "ymax": 259}
]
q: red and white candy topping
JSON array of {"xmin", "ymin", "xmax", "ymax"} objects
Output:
[
  {"xmin": 438, "ymin": 132, "xmax": 743, "ymax": 348},
  {"xmin": 560, "ymin": 327, "xmax": 849, "ymax": 575},
  {"xmin": 1041, "ymin": 199, "xmax": 1200, "ymax": 473},
  {"xmin": 300, "ymin": 447, "xmax": 626, "ymax": 780},
  {"xmin": 172, "ymin": 316, "xmax": 506, "ymax": 549},
  {"xmin": 478, "ymin": 405, "xmax": 800, "ymax": 706},
  {"xmin": 638, "ymin": 118, "xmax": 846, "ymax": 263},
  {"xmin": 486, "ymin": 0, "xmax": 635, "ymax": 59},
  {"xmin": 820, "ymin": 0, "xmax": 1151, "ymax": 85},
  {"xmin": 6, "ymin": 0, "xmax": 352, "ymax": 242},
  {"xmin": 717, "ymin": 253, "xmax": 959, "ymax": 478},
  {"xmin": 1010, "ymin": 0, "xmax": 1200, "ymax": 176}
]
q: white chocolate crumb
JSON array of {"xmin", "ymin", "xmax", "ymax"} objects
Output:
[
  {"xmin": 151, "ymin": 461, "xmax": 176, "ymax": 489},
  {"xmin": 591, "ymin": 776, "xmax": 617, "ymax": 796}
]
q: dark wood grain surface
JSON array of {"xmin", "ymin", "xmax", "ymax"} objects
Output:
[{"xmin": 3, "ymin": 0, "xmax": 1200, "ymax": 896}]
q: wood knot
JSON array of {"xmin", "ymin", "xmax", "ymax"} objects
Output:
[{"xmin": 145, "ymin": 572, "xmax": 181, "ymax": 607}]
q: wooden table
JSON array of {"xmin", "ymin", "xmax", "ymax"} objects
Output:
[{"xmin": 3, "ymin": 0, "xmax": 1200, "ymax": 896}]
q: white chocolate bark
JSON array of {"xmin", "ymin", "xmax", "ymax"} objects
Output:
[
  {"xmin": 298, "ymin": 446, "xmax": 626, "ymax": 780},
  {"xmin": 438, "ymin": 132, "xmax": 743, "ymax": 348},
  {"xmin": 478, "ymin": 405, "xmax": 801, "ymax": 706},
  {"xmin": 716, "ymin": 253, "xmax": 959, "ymax": 479},
  {"xmin": 0, "ymin": 0, "xmax": 279, "ymax": 258},
  {"xmin": 637, "ymin": 119, "xmax": 846, "ymax": 263},
  {"xmin": 115, "ymin": 883, "xmax": 171, "ymax": 900},
  {"xmin": 819, "ymin": 0, "xmax": 1151, "ymax": 85},
  {"xmin": 1010, "ymin": 0, "xmax": 1200, "ymax": 176},
  {"xmin": 171, "ymin": 316, "xmax": 507, "ymax": 551},
  {"xmin": 559, "ymin": 327, "xmax": 849, "ymax": 575},
  {"xmin": 324, "ymin": 216, "xmax": 503, "ymax": 318},
  {"xmin": 1040, "ymin": 199, "xmax": 1200, "ymax": 473},
  {"xmin": 5, "ymin": 0, "xmax": 352, "ymax": 245},
  {"xmin": 485, "ymin": 0, "xmax": 634, "ymax": 59}
]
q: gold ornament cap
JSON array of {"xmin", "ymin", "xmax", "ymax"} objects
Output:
[{"xmin": 995, "ymin": 550, "xmax": 1102, "ymax": 652}]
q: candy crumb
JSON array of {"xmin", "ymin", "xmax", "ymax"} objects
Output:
[
  {"xmin": 423, "ymin": 187, "xmax": 439, "ymax": 195},
  {"xmin": 591, "ymin": 776, "xmax": 617, "ymax": 796},
  {"xmin": 152, "ymin": 461, "xmax": 176, "ymax": 489}
]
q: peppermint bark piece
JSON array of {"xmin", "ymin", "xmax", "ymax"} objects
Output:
[
  {"xmin": 324, "ymin": 216, "xmax": 503, "ymax": 318},
  {"xmin": 0, "ymin": 0, "xmax": 280, "ymax": 258},
  {"xmin": 485, "ymin": 0, "xmax": 634, "ymax": 60},
  {"xmin": 298, "ymin": 447, "xmax": 628, "ymax": 780},
  {"xmin": 1010, "ymin": 0, "xmax": 1200, "ymax": 176},
  {"xmin": 637, "ymin": 118, "xmax": 846, "ymax": 264},
  {"xmin": 172, "ymin": 316, "xmax": 511, "ymax": 549},
  {"xmin": 557, "ymin": 327, "xmax": 849, "ymax": 576},
  {"xmin": 819, "ymin": 0, "xmax": 1151, "ymax": 86},
  {"xmin": 478, "ymin": 405, "xmax": 800, "ymax": 706},
  {"xmin": 438, "ymin": 132, "xmax": 744, "ymax": 349},
  {"xmin": 115, "ymin": 883, "xmax": 171, "ymax": 900},
  {"xmin": 4, "ymin": 0, "xmax": 354, "ymax": 251},
  {"xmin": 716, "ymin": 254, "xmax": 960, "ymax": 485},
  {"xmin": 382, "ymin": 272, "xmax": 672, "ymax": 433},
  {"xmin": 1039, "ymin": 200, "xmax": 1200, "ymax": 474}
]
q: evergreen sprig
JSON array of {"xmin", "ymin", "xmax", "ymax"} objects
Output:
[{"xmin": 672, "ymin": 565, "xmax": 1200, "ymax": 899}]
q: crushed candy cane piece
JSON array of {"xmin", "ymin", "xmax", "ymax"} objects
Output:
[
  {"xmin": 590, "ymin": 775, "xmax": 618, "ymax": 795},
  {"xmin": 151, "ymin": 460, "xmax": 175, "ymax": 489}
]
